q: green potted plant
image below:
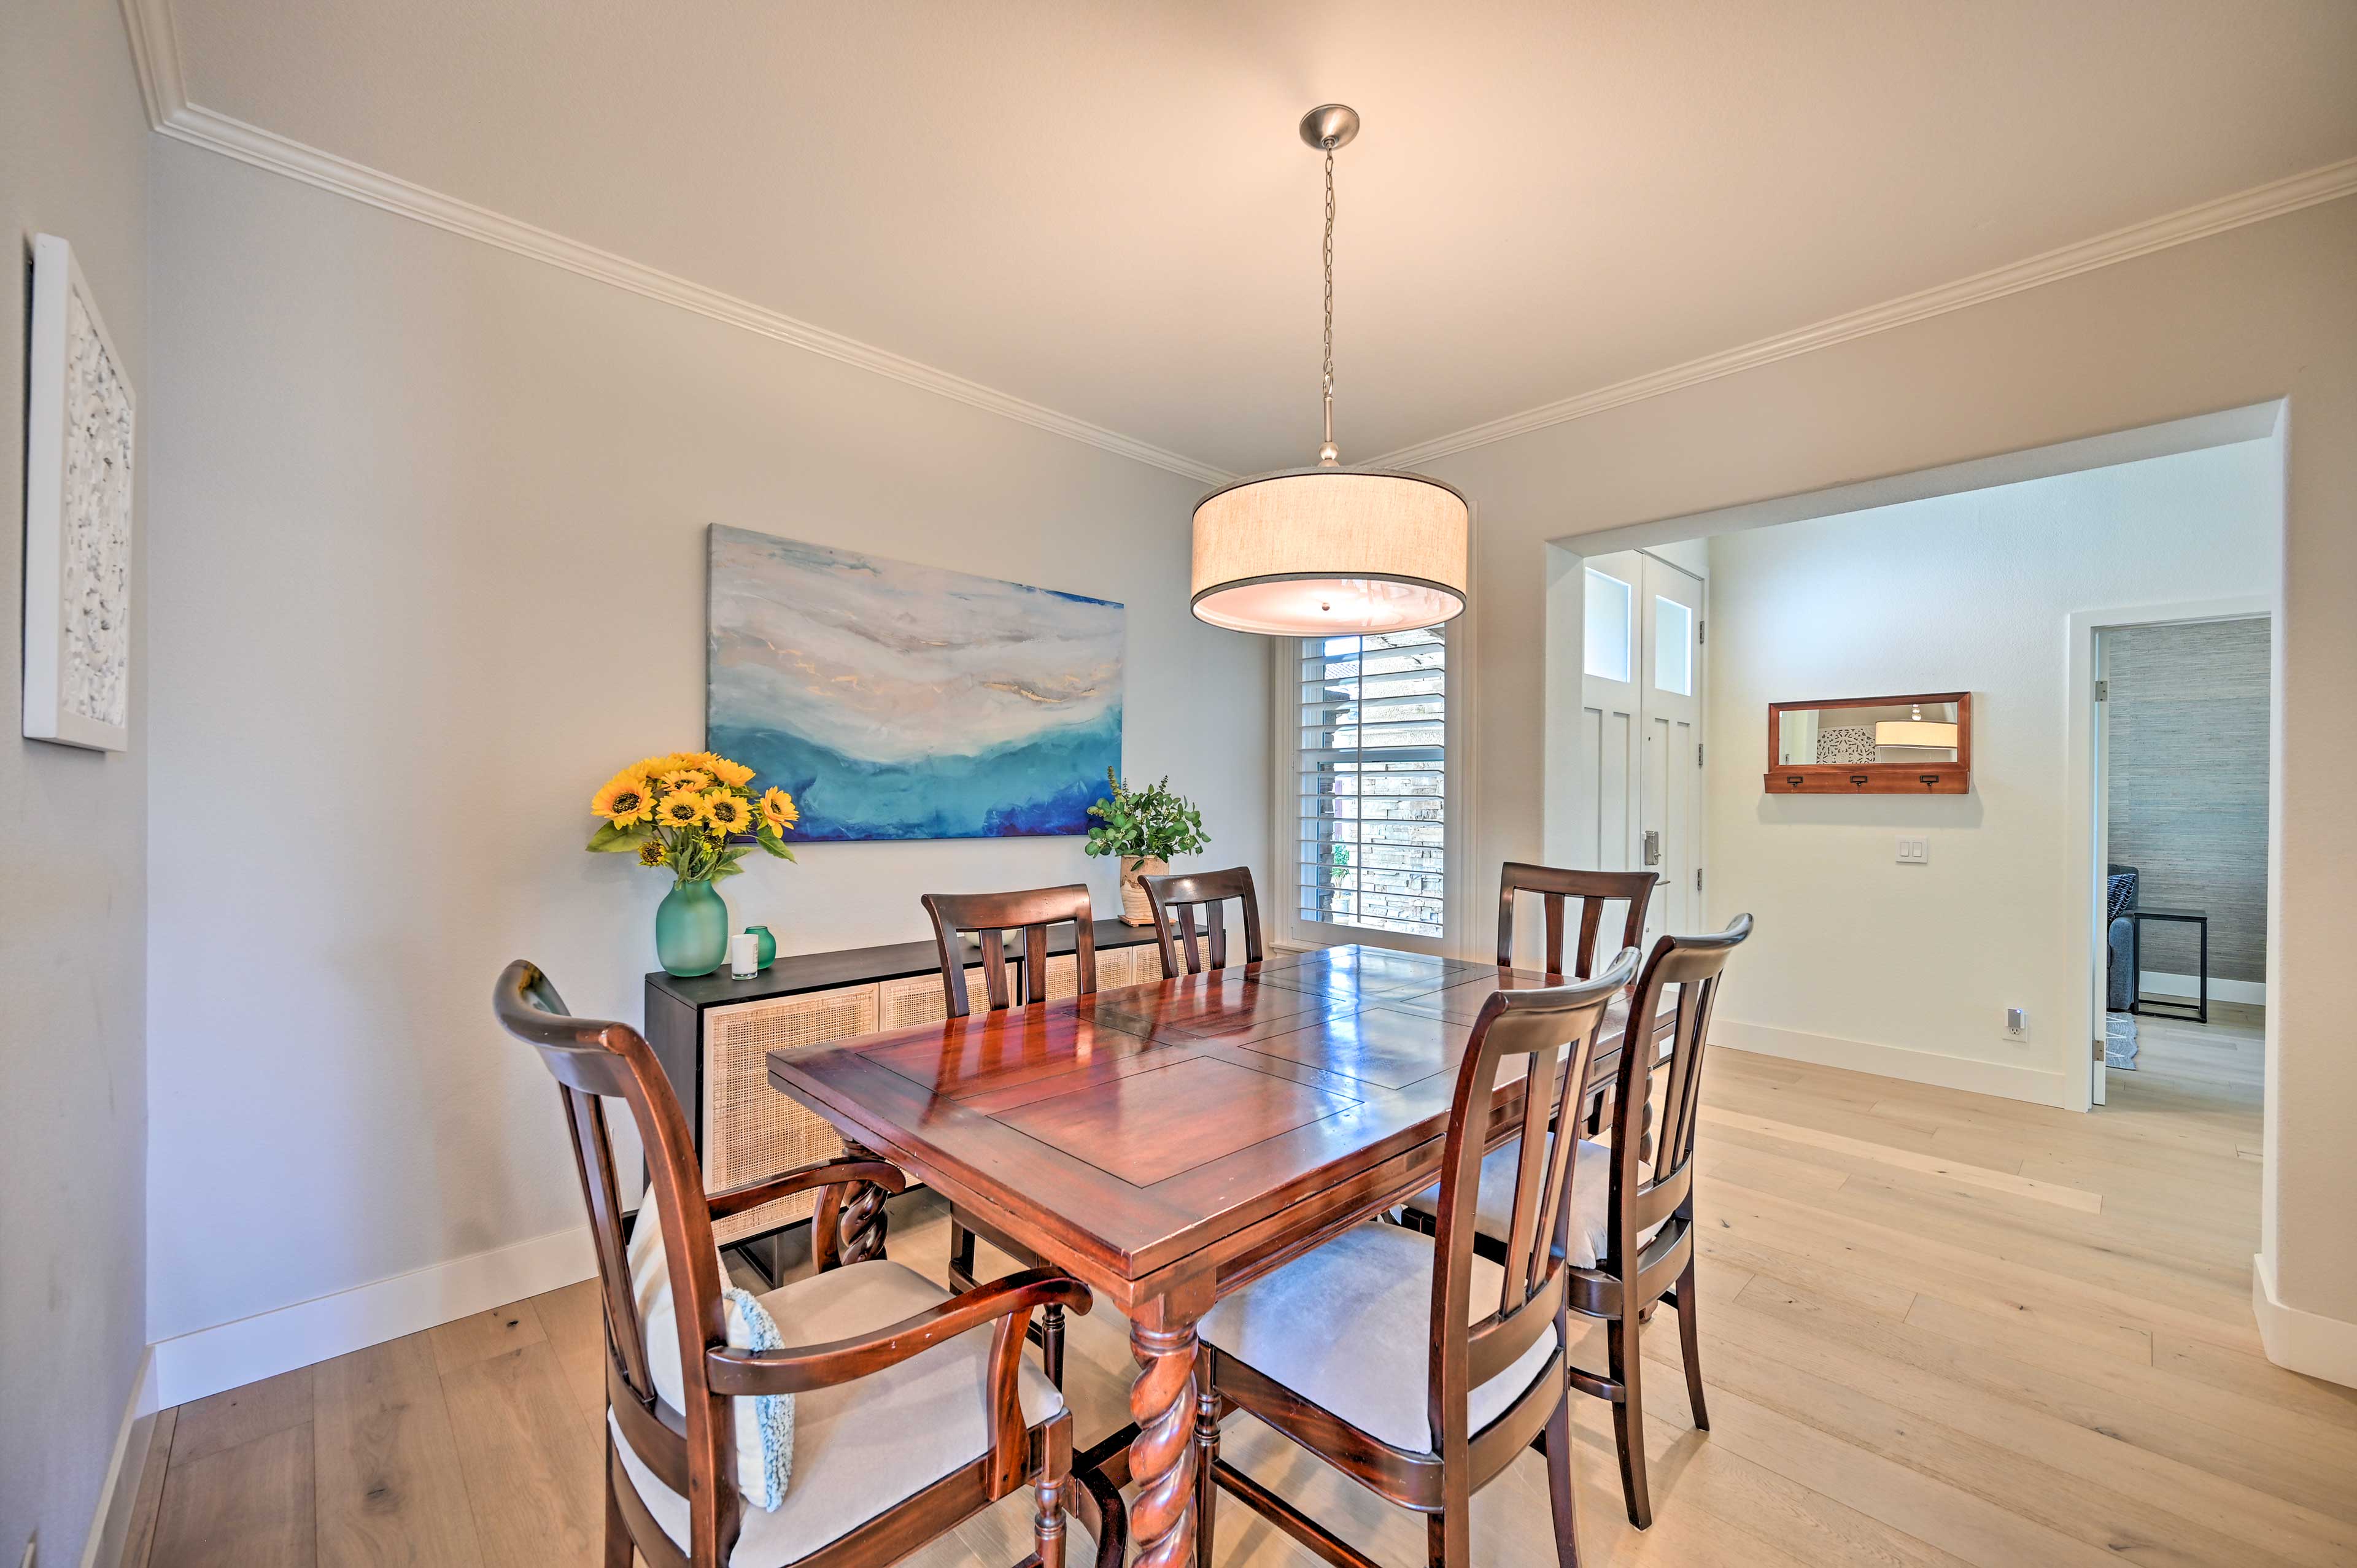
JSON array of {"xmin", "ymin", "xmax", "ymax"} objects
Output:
[{"xmin": 1083, "ymin": 768, "xmax": 1210, "ymax": 924}]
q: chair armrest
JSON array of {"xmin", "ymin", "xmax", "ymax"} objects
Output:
[
  {"xmin": 704, "ymin": 1157, "xmax": 907, "ymax": 1221},
  {"xmin": 703, "ymin": 1267, "xmax": 1091, "ymax": 1397}
]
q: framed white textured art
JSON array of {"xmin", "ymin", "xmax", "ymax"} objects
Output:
[{"xmin": 23, "ymin": 234, "xmax": 134, "ymax": 751}]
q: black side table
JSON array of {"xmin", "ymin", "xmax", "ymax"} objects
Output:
[{"xmin": 2129, "ymin": 907, "xmax": 2208, "ymax": 1023}]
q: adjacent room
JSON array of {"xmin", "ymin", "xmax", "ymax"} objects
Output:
[{"xmin": 7, "ymin": 6, "xmax": 2355, "ymax": 1568}]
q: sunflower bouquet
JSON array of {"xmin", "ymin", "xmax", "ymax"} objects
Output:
[{"xmin": 586, "ymin": 751, "xmax": 798, "ymax": 882}]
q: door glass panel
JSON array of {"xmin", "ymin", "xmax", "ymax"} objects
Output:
[
  {"xmin": 1584, "ymin": 570, "xmax": 1632, "ymax": 681},
  {"xmin": 1653, "ymin": 595, "xmax": 1693, "ymax": 695}
]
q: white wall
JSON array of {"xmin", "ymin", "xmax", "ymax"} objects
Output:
[
  {"xmin": 142, "ymin": 141, "xmax": 1267, "ymax": 1353},
  {"xmin": 1696, "ymin": 441, "xmax": 2277, "ymax": 1103},
  {"xmin": 1420, "ymin": 193, "xmax": 2357, "ymax": 1375},
  {"xmin": 1, "ymin": 1, "xmax": 150, "ymax": 1558}
]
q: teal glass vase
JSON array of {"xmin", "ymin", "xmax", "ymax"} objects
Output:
[
  {"xmin": 655, "ymin": 878, "xmax": 729, "ymax": 978},
  {"xmin": 744, "ymin": 924, "xmax": 777, "ymax": 971}
]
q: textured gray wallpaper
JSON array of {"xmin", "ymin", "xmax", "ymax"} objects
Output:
[{"xmin": 2105, "ymin": 617, "xmax": 2270, "ymax": 984}]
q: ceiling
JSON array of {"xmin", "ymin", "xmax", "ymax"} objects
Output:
[{"xmin": 158, "ymin": 0, "xmax": 2357, "ymax": 476}]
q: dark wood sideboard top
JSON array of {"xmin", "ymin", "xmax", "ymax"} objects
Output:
[{"xmin": 644, "ymin": 916, "xmax": 1166, "ymax": 1013}]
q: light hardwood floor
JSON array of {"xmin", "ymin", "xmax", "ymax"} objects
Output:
[{"xmin": 131, "ymin": 1010, "xmax": 2356, "ymax": 1567}]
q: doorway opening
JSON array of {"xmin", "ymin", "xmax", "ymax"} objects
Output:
[
  {"xmin": 1541, "ymin": 400, "xmax": 2283, "ymax": 1119},
  {"xmin": 2086, "ymin": 609, "xmax": 2271, "ymax": 1109}
]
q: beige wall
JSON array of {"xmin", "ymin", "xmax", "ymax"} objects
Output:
[
  {"xmin": 1698, "ymin": 442, "xmax": 2276, "ymax": 1103},
  {"xmin": 1423, "ymin": 196, "xmax": 2356, "ymax": 1353},
  {"xmin": 142, "ymin": 141, "xmax": 1267, "ymax": 1349},
  {"xmin": 1, "ymin": 0, "xmax": 150, "ymax": 1558}
]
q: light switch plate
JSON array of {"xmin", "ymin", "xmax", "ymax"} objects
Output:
[{"xmin": 1897, "ymin": 835, "xmax": 1930, "ymax": 864}]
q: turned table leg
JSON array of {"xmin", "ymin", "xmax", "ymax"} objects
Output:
[
  {"xmin": 1129, "ymin": 1312, "xmax": 1202, "ymax": 1568},
  {"xmin": 835, "ymin": 1138, "xmax": 892, "ymax": 1265}
]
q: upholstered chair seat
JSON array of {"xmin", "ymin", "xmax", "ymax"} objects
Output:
[
  {"xmin": 613, "ymin": 1257, "xmax": 1066, "ymax": 1566},
  {"xmin": 1202, "ymin": 1222, "xmax": 1560, "ymax": 1454},
  {"xmin": 1401, "ymin": 1137, "xmax": 1665, "ymax": 1270}
]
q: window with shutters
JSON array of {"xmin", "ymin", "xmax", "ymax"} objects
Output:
[{"xmin": 1288, "ymin": 625, "xmax": 1449, "ymax": 946}]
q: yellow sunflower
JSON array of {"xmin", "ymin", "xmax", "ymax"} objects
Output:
[
  {"xmin": 706, "ymin": 755, "xmax": 756, "ymax": 789},
  {"xmin": 656, "ymin": 767, "xmax": 713, "ymax": 795},
  {"xmin": 655, "ymin": 792, "xmax": 710, "ymax": 830},
  {"xmin": 703, "ymin": 790, "xmax": 751, "ymax": 834},
  {"xmin": 590, "ymin": 771, "xmax": 656, "ymax": 827},
  {"xmin": 637, "ymin": 839, "xmax": 668, "ymax": 867},
  {"xmin": 758, "ymin": 787, "xmax": 800, "ymax": 832}
]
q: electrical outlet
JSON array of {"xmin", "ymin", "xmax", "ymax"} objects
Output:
[
  {"xmin": 1896, "ymin": 835, "xmax": 1930, "ymax": 864},
  {"xmin": 2004, "ymin": 1006, "xmax": 2030, "ymax": 1042}
]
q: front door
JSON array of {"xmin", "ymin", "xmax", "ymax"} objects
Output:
[
  {"xmin": 1577, "ymin": 552, "xmax": 1644, "ymax": 880},
  {"xmin": 1638, "ymin": 555, "xmax": 1705, "ymax": 947}
]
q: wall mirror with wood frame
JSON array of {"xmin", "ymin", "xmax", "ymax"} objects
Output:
[{"xmin": 1765, "ymin": 692, "xmax": 1972, "ymax": 794}]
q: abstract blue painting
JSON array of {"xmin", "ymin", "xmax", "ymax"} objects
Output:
[{"xmin": 706, "ymin": 525, "xmax": 1124, "ymax": 841}]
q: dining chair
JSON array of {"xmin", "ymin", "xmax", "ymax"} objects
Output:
[
  {"xmin": 1399, "ymin": 914, "xmax": 1754, "ymax": 1528},
  {"xmin": 492, "ymin": 960, "xmax": 1102, "ymax": 1568},
  {"xmin": 1138, "ymin": 865, "xmax": 1263, "ymax": 977},
  {"xmin": 1496, "ymin": 861, "xmax": 1657, "ymax": 977},
  {"xmin": 921, "ymin": 883, "xmax": 1098, "ymax": 1014},
  {"xmin": 1193, "ymin": 948, "xmax": 1644, "ymax": 1568},
  {"xmin": 1498, "ymin": 863, "xmax": 1655, "ymax": 1138},
  {"xmin": 921, "ymin": 883, "xmax": 1097, "ymax": 1386}
]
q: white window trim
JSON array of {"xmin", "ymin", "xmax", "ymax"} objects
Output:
[{"xmin": 1268, "ymin": 602, "xmax": 1480, "ymax": 960}]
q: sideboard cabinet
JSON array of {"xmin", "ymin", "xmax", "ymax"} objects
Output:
[{"xmin": 644, "ymin": 919, "xmax": 1167, "ymax": 1278}]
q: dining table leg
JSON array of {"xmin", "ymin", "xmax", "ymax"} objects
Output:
[
  {"xmin": 836, "ymin": 1138, "xmax": 892, "ymax": 1264},
  {"xmin": 1128, "ymin": 1288, "xmax": 1209, "ymax": 1568}
]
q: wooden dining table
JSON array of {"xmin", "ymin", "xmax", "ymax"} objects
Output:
[{"xmin": 766, "ymin": 942, "xmax": 1674, "ymax": 1567}]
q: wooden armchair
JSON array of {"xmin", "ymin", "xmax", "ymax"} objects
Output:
[
  {"xmin": 1138, "ymin": 865, "xmax": 1263, "ymax": 977},
  {"xmin": 492, "ymin": 960, "xmax": 1106, "ymax": 1568},
  {"xmin": 1193, "ymin": 949, "xmax": 1643, "ymax": 1568}
]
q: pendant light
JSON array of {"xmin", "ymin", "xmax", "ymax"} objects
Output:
[
  {"xmin": 1874, "ymin": 703, "xmax": 1960, "ymax": 749},
  {"xmin": 1190, "ymin": 105, "xmax": 1469, "ymax": 637}
]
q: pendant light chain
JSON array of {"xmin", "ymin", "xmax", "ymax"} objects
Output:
[{"xmin": 1320, "ymin": 144, "xmax": 1339, "ymax": 463}]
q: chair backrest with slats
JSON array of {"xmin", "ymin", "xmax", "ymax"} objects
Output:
[
  {"xmin": 1496, "ymin": 862, "xmax": 1658, "ymax": 977},
  {"xmin": 1425, "ymin": 948, "xmax": 1641, "ymax": 1460},
  {"xmin": 1139, "ymin": 866, "xmax": 1263, "ymax": 978},
  {"xmin": 1601, "ymin": 915, "xmax": 1754, "ymax": 1272},
  {"xmin": 921, "ymin": 884, "xmax": 1097, "ymax": 1017},
  {"xmin": 492, "ymin": 960, "xmax": 743, "ymax": 1565}
]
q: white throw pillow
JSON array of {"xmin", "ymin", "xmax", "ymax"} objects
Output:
[{"xmin": 627, "ymin": 1192, "xmax": 794, "ymax": 1510}]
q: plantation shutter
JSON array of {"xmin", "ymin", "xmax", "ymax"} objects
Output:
[{"xmin": 1295, "ymin": 625, "xmax": 1447, "ymax": 940}]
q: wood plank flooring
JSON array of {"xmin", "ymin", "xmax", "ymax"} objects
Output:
[{"xmin": 134, "ymin": 1003, "xmax": 2357, "ymax": 1567}]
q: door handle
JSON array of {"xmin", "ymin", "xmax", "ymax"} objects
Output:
[{"xmin": 1643, "ymin": 829, "xmax": 1661, "ymax": 867}]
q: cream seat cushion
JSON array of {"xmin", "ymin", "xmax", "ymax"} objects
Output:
[
  {"xmin": 1401, "ymin": 1137, "xmax": 1663, "ymax": 1270},
  {"xmin": 1199, "ymin": 1222, "xmax": 1559, "ymax": 1454},
  {"xmin": 613, "ymin": 1257, "xmax": 1065, "ymax": 1566},
  {"xmin": 629, "ymin": 1195, "xmax": 792, "ymax": 1508}
]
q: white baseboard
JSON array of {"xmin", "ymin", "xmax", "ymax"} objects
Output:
[
  {"xmin": 151, "ymin": 1224, "xmax": 597, "ymax": 1409},
  {"xmin": 2141, "ymin": 971, "xmax": 2267, "ymax": 1006},
  {"xmin": 78, "ymin": 1348, "xmax": 160, "ymax": 1568},
  {"xmin": 1711, "ymin": 1018, "xmax": 2072, "ymax": 1108},
  {"xmin": 2253, "ymin": 1253, "xmax": 2357, "ymax": 1389}
]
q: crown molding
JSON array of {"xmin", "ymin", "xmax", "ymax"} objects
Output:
[
  {"xmin": 115, "ymin": 0, "xmax": 1233, "ymax": 488},
  {"xmin": 120, "ymin": 0, "xmax": 2353, "ymax": 484},
  {"xmin": 1374, "ymin": 155, "xmax": 2357, "ymax": 470}
]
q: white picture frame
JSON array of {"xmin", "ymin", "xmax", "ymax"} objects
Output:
[{"xmin": 23, "ymin": 233, "xmax": 135, "ymax": 752}]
